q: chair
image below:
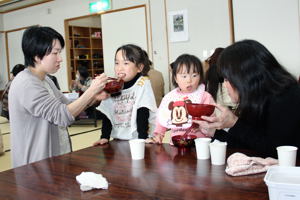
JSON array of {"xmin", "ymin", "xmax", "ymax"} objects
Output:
[{"xmin": 148, "ymin": 68, "xmax": 164, "ymax": 107}]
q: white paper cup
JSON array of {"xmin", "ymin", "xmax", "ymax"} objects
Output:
[
  {"xmin": 129, "ymin": 139, "xmax": 145, "ymax": 160},
  {"xmin": 277, "ymin": 146, "xmax": 298, "ymax": 166},
  {"xmin": 195, "ymin": 138, "xmax": 212, "ymax": 159},
  {"xmin": 209, "ymin": 142, "xmax": 227, "ymax": 165}
]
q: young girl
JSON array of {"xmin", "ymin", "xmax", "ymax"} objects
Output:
[
  {"xmin": 93, "ymin": 44, "xmax": 157, "ymax": 145},
  {"xmin": 147, "ymin": 54, "xmax": 215, "ymax": 144}
]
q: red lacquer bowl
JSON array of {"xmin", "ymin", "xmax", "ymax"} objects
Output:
[
  {"xmin": 104, "ymin": 78, "xmax": 124, "ymax": 94},
  {"xmin": 185, "ymin": 103, "xmax": 215, "ymax": 120},
  {"xmin": 172, "ymin": 134, "xmax": 197, "ymax": 148}
]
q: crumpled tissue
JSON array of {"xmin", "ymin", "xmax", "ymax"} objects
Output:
[{"xmin": 76, "ymin": 172, "xmax": 108, "ymax": 192}]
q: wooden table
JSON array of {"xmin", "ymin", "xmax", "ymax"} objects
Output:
[{"xmin": 0, "ymin": 140, "xmax": 270, "ymax": 200}]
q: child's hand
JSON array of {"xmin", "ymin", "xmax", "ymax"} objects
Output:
[
  {"xmin": 145, "ymin": 138, "xmax": 155, "ymax": 144},
  {"xmin": 93, "ymin": 138, "xmax": 109, "ymax": 146},
  {"xmin": 146, "ymin": 135, "xmax": 163, "ymax": 144}
]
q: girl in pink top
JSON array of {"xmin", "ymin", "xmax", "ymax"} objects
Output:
[{"xmin": 147, "ymin": 54, "xmax": 215, "ymax": 144}]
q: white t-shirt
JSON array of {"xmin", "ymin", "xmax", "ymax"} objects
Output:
[{"xmin": 97, "ymin": 76, "xmax": 157, "ymax": 140}]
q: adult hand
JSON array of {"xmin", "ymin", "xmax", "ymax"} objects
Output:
[
  {"xmin": 94, "ymin": 90, "xmax": 110, "ymax": 101},
  {"xmin": 87, "ymin": 90, "xmax": 109, "ymax": 107},
  {"xmin": 194, "ymin": 104, "xmax": 238, "ymax": 130},
  {"xmin": 89, "ymin": 73, "xmax": 108, "ymax": 95},
  {"xmin": 68, "ymin": 73, "xmax": 108, "ymax": 117},
  {"xmin": 190, "ymin": 126, "xmax": 216, "ymax": 138}
]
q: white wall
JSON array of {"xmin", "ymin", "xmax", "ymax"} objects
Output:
[
  {"xmin": 0, "ymin": 13, "xmax": 2, "ymax": 28},
  {"xmin": 1, "ymin": 0, "xmax": 299, "ymax": 91},
  {"xmin": 69, "ymin": 16, "xmax": 101, "ymax": 27},
  {"xmin": 113, "ymin": 0, "xmax": 171, "ymax": 92},
  {"xmin": 112, "ymin": 0, "xmax": 232, "ymax": 91},
  {"xmin": 0, "ymin": 13, "xmax": 7, "ymax": 88},
  {"xmin": 0, "ymin": 32, "xmax": 7, "ymax": 89},
  {"xmin": 164, "ymin": 0, "xmax": 232, "ymax": 90},
  {"xmin": 6, "ymin": 29, "xmax": 25, "ymax": 74},
  {"xmin": 148, "ymin": 0, "xmax": 170, "ymax": 92},
  {"xmin": 0, "ymin": 0, "xmax": 155, "ymax": 91},
  {"xmin": 1, "ymin": 0, "xmax": 91, "ymax": 91},
  {"xmin": 233, "ymin": 0, "xmax": 300, "ymax": 78},
  {"xmin": 166, "ymin": 0, "xmax": 232, "ymax": 63},
  {"xmin": 101, "ymin": 7, "xmax": 148, "ymax": 77}
]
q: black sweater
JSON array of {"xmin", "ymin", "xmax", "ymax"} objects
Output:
[
  {"xmin": 214, "ymin": 84, "xmax": 300, "ymax": 158},
  {"xmin": 101, "ymin": 74, "xmax": 150, "ymax": 140}
]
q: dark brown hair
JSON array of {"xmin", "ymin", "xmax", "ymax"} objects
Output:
[
  {"xmin": 115, "ymin": 44, "xmax": 150, "ymax": 76},
  {"xmin": 205, "ymin": 47, "xmax": 224, "ymax": 100},
  {"xmin": 171, "ymin": 54, "xmax": 204, "ymax": 87}
]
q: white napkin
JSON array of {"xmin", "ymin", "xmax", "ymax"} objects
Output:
[{"xmin": 76, "ymin": 172, "xmax": 109, "ymax": 192}]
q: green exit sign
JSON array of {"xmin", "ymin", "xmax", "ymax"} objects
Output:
[{"xmin": 89, "ymin": 0, "xmax": 111, "ymax": 13}]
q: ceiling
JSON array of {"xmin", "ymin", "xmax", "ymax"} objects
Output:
[{"xmin": 0, "ymin": 0, "xmax": 52, "ymax": 13}]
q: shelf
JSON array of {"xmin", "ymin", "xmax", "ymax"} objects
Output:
[
  {"xmin": 72, "ymin": 36, "xmax": 90, "ymax": 39},
  {"xmin": 67, "ymin": 25, "xmax": 104, "ymax": 81},
  {"xmin": 72, "ymin": 48, "xmax": 91, "ymax": 50},
  {"xmin": 71, "ymin": 58, "xmax": 91, "ymax": 60}
]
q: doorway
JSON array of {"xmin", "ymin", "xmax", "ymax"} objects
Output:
[{"xmin": 64, "ymin": 5, "xmax": 149, "ymax": 87}]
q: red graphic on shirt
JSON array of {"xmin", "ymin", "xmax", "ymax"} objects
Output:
[{"xmin": 168, "ymin": 100, "xmax": 191, "ymax": 127}]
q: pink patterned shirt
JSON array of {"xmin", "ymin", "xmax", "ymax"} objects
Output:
[{"xmin": 154, "ymin": 84, "xmax": 215, "ymax": 144}]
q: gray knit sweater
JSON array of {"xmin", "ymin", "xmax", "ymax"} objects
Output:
[{"xmin": 9, "ymin": 68, "xmax": 74, "ymax": 167}]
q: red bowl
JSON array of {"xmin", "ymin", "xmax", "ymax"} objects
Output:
[
  {"xmin": 172, "ymin": 135, "xmax": 197, "ymax": 148},
  {"xmin": 104, "ymin": 78, "xmax": 124, "ymax": 94},
  {"xmin": 185, "ymin": 103, "xmax": 215, "ymax": 120}
]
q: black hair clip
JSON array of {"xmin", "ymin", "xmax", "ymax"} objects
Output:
[
  {"xmin": 170, "ymin": 62, "xmax": 175, "ymax": 69},
  {"xmin": 219, "ymin": 77, "xmax": 224, "ymax": 83}
]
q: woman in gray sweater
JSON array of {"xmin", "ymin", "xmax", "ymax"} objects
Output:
[{"xmin": 9, "ymin": 26, "xmax": 108, "ymax": 167}]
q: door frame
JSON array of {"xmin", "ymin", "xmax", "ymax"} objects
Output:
[
  {"xmin": 4, "ymin": 25, "xmax": 37, "ymax": 79},
  {"xmin": 64, "ymin": 4, "xmax": 151, "ymax": 86}
]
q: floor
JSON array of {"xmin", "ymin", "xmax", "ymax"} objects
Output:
[{"xmin": 0, "ymin": 116, "xmax": 170, "ymax": 172}]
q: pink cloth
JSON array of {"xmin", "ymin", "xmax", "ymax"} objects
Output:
[{"xmin": 225, "ymin": 152, "xmax": 278, "ymax": 176}]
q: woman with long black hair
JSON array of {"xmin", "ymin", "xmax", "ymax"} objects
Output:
[
  {"xmin": 195, "ymin": 39, "xmax": 300, "ymax": 157},
  {"xmin": 205, "ymin": 47, "xmax": 236, "ymax": 112}
]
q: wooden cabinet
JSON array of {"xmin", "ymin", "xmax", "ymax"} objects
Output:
[{"xmin": 67, "ymin": 26, "xmax": 104, "ymax": 80}]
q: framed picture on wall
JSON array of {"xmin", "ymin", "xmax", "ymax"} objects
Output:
[{"xmin": 168, "ymin": 9, "xmax": 189, "ymax": 42}]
